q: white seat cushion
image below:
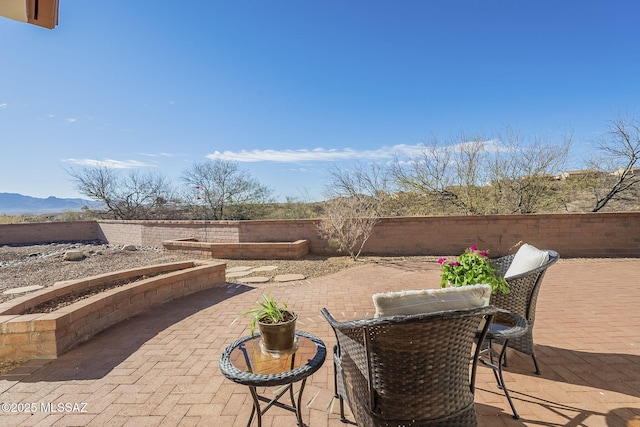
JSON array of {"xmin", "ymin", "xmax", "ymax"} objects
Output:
[
  {"xmin": 372, "ymin": 284, "xmax": 492, "ymax": 318},
  {"xmin": 504, "ymin": 243, "xmax": 550, "ymax": 278}
]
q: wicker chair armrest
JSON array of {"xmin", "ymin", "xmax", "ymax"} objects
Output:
[{"xmin": 485, "ymin": 308, "xmax": 527, "ymax": 341}]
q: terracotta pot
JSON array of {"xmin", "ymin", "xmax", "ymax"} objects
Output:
[{"xmin": 258, "ymin": 312, "xmax": 298, "ymax": 351}]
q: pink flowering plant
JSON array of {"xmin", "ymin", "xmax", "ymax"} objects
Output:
[{"xmin": 439, "ymin": 245, "xmax": 509, "ymax": 294}]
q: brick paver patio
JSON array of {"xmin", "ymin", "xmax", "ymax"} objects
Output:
[{"xmin": 1, "ymin": 257, "xmax": 639, "ymax": 426}]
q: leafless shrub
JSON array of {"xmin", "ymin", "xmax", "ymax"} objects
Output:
[{"xmin": 316, "ymin": 195, "xmax": 379, "ymax": 260}]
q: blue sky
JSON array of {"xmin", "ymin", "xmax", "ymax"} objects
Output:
[{"xmin": 1, "ymin": 1, "xmax": 639, "ymax": 202}]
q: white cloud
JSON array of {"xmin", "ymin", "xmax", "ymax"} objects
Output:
[
  {"xmin": 206, "ymin": 140, "xmax": 506, "ymax": 164},
  {"xmin": 207, "ymin": 144, "xmax": 429, "ymax": 163},
  {"xmin": 0, "ymin": 103, "xmax": 7, "ymax": 109},
  {"xmin": 66, "ymin": 118, "xmax": 77, "ymax": 123},
  {"xmin": 139, "ymin": 152, "xmax": 177, "ymax": 158},
  {"xmin": 62, "ymin": 158, "xmax": 154, "ymax": 169}
]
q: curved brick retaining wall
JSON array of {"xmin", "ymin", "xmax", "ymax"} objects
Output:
[{"xmin": 0, "ymin": 261, "xmax": 226, "ymax": 360}]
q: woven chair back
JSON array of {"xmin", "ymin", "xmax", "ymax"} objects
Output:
[
  {"xmin": 322, "ymin": 306, "xmax": 496, "ymax": 426},
  {"xmin": 489, "ymin": 250, "xmax": 559, "ymax": 324}
]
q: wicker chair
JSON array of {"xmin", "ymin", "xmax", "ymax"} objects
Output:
[
  {"xmin": 488, "ymin": 249, "xmax": 559, "ymax": 374},
  {"xmin": 322, "ymin": 306, "xmax": 497, "ymax": 427}
]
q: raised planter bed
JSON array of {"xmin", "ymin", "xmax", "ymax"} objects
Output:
[
  {"xmin": 162, "ymin": 238, "xmax": 309, "ymax": 260},
  {"xmin": 0, "ymin": 260, "xmax": 226, "ymax": 360}
]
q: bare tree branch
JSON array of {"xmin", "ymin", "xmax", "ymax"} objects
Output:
[
  {"xmin": 181, "ymin": 159, "xmax": 273, "ymax": 220},
  {"xmin": 589, "ymin": 114, "xmax": 640, "ymax": 212}
]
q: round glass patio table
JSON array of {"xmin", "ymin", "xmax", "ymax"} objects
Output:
[{"xmin": 219, "ymin": 330, "xmax": 326, "ymax": 427}]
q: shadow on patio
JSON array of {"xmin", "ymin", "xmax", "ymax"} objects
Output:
[
  {"xmin": 3, "ymin": 284, "xmax": 254, "ymax": 383},
  {"xmin": 0, "ymin": 257, "xmax": 638, "ymax": 426}
]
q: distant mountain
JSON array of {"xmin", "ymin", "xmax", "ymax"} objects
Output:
[{"xmin": 0, "ymin": 193, "xmax": 101, "ymax": 215}]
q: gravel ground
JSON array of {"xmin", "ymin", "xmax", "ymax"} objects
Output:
[
  {"xmin": 0, "ymin": 241, "xmax": 438, "ymax": 374},
  {"xmin": 0, "ymin": 241, "xmax": 364, "ymax": 304},
  {"xmin": 0, "ymin": 241, "xmax": 361, "ymax": 374}
]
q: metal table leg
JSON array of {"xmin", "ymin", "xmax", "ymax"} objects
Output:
[
  {"xmin": 246, "ymin": 379, "xmax": 309, "ymax": 427},
  {"xmin": 483, "ymin": 338, "xmax": 519, "ymax": 419}
]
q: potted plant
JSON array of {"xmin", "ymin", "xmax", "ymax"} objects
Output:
[
  {"xmin": 438, "ymin": 245, "xmax": 510, "ymax": 295},
  {"xmin": 242, "ymin": 293, "xmax": 298, "ymax": 352}
]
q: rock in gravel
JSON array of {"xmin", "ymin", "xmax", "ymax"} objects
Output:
[
  {"xmin": 123, "ymin": 245, "xmax": 137, "ymax": 251},
  {"xmin": 0, "ymin": 241, "xmax": 379, "ymax": 305},
  {"xmin": 63, "ymin": 250, "xmax": 86, "ymax": 261},
  {"xmin": 274, "ymin": 274, "xmax": 306, "ymax": 282}
]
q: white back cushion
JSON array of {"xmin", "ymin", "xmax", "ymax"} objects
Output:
[
  {"xmin": 504, "ymin": 243, "xmax": 550, "ymax": 279},
  {"xmin": 372, "ymin": 284, "xmax": 492, "ymax": 318}
]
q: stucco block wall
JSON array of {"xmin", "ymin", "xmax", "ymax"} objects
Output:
[
  {"xmin": 0, "ymin": 221, "xmax": 98, "ymax": 245},
  {"xmin": 97, "ymin": 213, "xmax": 640, "ymax": 258},
  {"xmin": 361, "ymin": 213, "xmax": 640, "ymax": 257},
  {"xmin": 97, "ymin": 220, "xmax": 241, "ymax": 247},
  {"xmin": 1, "ymin": 212, "xmax": 639, "ymax": 258}
]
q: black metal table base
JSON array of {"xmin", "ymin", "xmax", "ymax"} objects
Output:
[
  {"xmin": 247, "ymin": 378, "xmax": 308, "ymax": 427},
  {"xmin": 476, "ymin": 310, "xmax": 528, "ymax": 420},
  {"xmin": 480, "ymin": 338, "xmax": 519, "ymax": 419}
]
